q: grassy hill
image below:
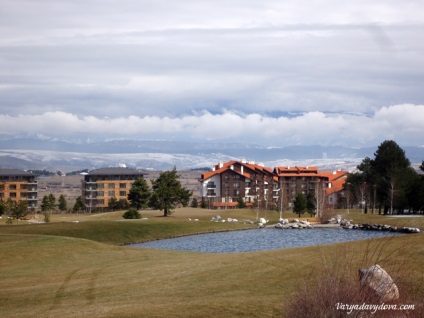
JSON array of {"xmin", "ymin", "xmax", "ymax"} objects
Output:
[{"xmin": 1, "ymin": 208, "xmax": 423, "ymax": 317}]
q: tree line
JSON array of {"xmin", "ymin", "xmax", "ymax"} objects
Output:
[
  {"xmin": 125, "ymin": 167, "xmax": 192, "ymax": 217},
  {"xmin": 345, "ymin": 140, "xmax": 424, "ymax": 214},
  {"xmin": 276, "ymin": 140, "xmax": 424, "ymax": 217}
]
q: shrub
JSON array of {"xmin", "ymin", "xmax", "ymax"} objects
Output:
[{"xmin": 122, "ymin": 208, "xmax": 142, "ymax": 219}]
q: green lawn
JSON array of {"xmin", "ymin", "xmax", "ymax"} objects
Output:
[{"xmin": 1, "ymin": 208, "xmax": 423, "ymax": 317}]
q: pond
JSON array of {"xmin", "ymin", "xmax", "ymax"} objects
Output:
[{"xmin": 130, "ymin": 228, "xmax": 402, "ymax": 253}]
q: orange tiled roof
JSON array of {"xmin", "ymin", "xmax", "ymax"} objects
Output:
[
  {"xmin": 319, "ymin": 170, "xmax": 349, "ymax": 181},
  {"xmin": 201, "ymin": 160, "xmax": 275, "ymax": 181},
  {"xmin": 325, "ymin": 174, "xmax": 348, "ymax": 195},
  {"xmin": 274, "ymin": 166, "xmax": 319, "ymax": 176}
]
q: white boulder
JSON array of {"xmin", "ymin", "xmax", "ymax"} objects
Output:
[
  {"xmin": 359, "ymin": 264, "xmax": 399, "ymax": 302},
  {"xmin": 259, "ymin": 218, "xmax": 267, "ymax": 224}
]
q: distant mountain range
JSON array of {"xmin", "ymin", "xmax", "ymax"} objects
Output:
[{"xmin": 0, "ymin": 137, "xmax": 422, "ymax": 173}]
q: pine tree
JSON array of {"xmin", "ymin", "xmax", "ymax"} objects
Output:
[
  {"xmin": 149, "ymin": 167, "xmax": 192, "ymax": 216},
  {"xmin": 293, "ymin": 192, "xmax": 307, "ymax": 217},
  {"xmin": 128, "ymin": 177, "xmax": 151, "ymax": 210},
  {"xmin": 58, "ymin": 194, "xmax": 67, "ymax": 212}
]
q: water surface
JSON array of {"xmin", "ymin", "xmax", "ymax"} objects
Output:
[{"xmin": 130, "ymin": 228, "xmax": 401, "ymax": 253}]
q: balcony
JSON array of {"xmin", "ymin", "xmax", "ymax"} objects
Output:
[{"xmin": 84, "ymin": 181, "xmax": 97, "ymax": 185}]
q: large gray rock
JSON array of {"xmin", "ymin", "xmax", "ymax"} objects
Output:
[{"xmin": 359, "ymin": 264, "xmax": 399, "ymax": 302}]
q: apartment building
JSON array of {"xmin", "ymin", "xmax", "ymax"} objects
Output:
[
  {"xmin": 274, "ymin": 166, "xmax": 348, "ymax": 210},
  {"xmin": 200, "ymin": 162, "xmax": 349, "ymax": 211},
  {"xmin": 81, "ymin": 167, "xmax": 145, "ymax": 211},
  {"xmin": 0, "ymin": 169, "xmax": 38, "ymax": 209},
  {"xmin": 199, "ymin": 160, "xmax": 279, "ymax": 209}
]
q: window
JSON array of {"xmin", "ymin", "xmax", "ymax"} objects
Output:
[
  {"xmin": 233, "ymin": 189, "xmax": 240, "ymax": 196},
  {"xmin": 108, "ymin": 183, "xmax": 115, "ymax": 189},
  {"xmin": 9, "ymin": 184, "xmax": 17, "ymax": 190},
  {"xmin": 234, "ymin": 175, "xmax": 240, "ymax": 179},
  {"xmin": 0, "ymin": 185, "xmax": 4, "ymax": 190},
  {"xmin": 97, "ymin": 183, "xmax": 104, "ymax": 189},
  {"xmin": 108, "ymin": 191, "xmax": 115, "ymax": 197},
  {"xmin": 97, "ymin": 191, "xmax": 104, "ymax": 197},
  {"xmin": 119, "ymin": 191, "xmax": 126, "ymax": 197},
  {"xmin": 119, "ymin": 183, "xmax": 126, "ymax": 189},
  {"xmin": 224, "ymin": 182, "xmax": 229, "ymax": 188},
  {"xmin": 10, "ymin": 192, "xmax": 16, "ymax": 198},
  {"xmin": 233, "ymin": 182, "xmax": 240, "ymax": 188}
]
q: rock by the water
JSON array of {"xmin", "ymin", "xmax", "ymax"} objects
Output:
[
  {"xmin": 211, "ymin": 215, "xmax": 221, "ymax": 222},
  {"xmin": 259, "ymin": 218, "xmax": 268, "ymax": 224}
]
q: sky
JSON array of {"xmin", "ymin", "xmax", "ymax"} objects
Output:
[{"xmin": 0, "ymin": 0, "xmax": 423, "ymax": 148}]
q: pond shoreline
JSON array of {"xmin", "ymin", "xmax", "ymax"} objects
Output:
[
  {"xmin": 123, "ymin": 221, "xmax": 421, "ymax": 247},
  {"xmin": 129, "ymin": 227, "xmax": 409, "ymax": 253}
]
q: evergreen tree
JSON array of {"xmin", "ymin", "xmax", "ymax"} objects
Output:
[
  {"xmin": 122, "ymin": 207, "xmax": 142, "ymax": 219},
  {"xmin": 237, "ymin": 197, "xmax": 246, "ymax": 208},
  {"xmin": 40, "ymin": 195, "xmax": 52, "ymax": 212},
  {"xmin": 0, "ymin": 200, "xmax": 5, "ymax": 216},
  {"xmin": 191, "ymin": 198, "xmax": 198, "ymax": 208},
  {"xmin": 149, "ymin": 167, "xmax": 192, "ymax": 216},
  {"xmin": 371, "ymin": 140, "xmax": 414, "ymax": 214},
  {"xmin": 293, "ymin": 192, "xmax": 307, "ymax": 217},
  {"xmin": 48, "ymin": 194, "xmax": 56, "ymax": 210},
  {"xmin": 58, "ymin": 194, "xmax": 67, "ymax": 212},
  {"xmin": 73, "ymin": 196, "xmax": 86, "ymax": 212},
  {"xmin": 128, "ymin": 177, "xmax": 151, "ymax": 210},
  {"xmin": 108, "ymin": 197, "xmax": 120, "ymax": 211},
  {"xmin": 200, "ymin": 198, "xmax": 207, "ymax": 209},
  {"xmin": 10, "ymin": 201, "xmax": 28, "ymax": 220},
  {"xmin": 306, "ymin": 192, "xmax": 316, "ymax": 217}
]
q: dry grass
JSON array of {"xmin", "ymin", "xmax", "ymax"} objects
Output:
[
  {"xmin": 285, "ymin": 233, "xmax": 424, "ymax": 317},
  {"xmin": 0, "ymin": 208, "xmax": 423, "ymax": 317}
]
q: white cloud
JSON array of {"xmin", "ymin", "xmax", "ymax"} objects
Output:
[
  {"xmin": 0, "ymin": 104, "xmax": 422, "ymax": 147},
  {"xmin": 0, "ymin": 1, "xmax": 423, "ymax": 147}
]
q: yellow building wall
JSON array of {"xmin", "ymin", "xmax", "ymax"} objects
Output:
[{"xmin": 94, "ymin": 180, "xmax": 134, "ymax": 208}]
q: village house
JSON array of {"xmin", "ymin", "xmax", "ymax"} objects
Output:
[
  {"xmin": 81, "ymin": 167, "xmax": 145, "ymax": 212},
  {"xmin": 0, "ymin": 169, "xmax": 38, "ymax": 210}
]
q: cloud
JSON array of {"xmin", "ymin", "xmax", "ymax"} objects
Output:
[
  {"xmin": 0, "ymin": 104, "xmax": 422, "ymax": 147},
  {"xmin": 0, "ymin": 1, "xmax": 423, "ymax": 148}
]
